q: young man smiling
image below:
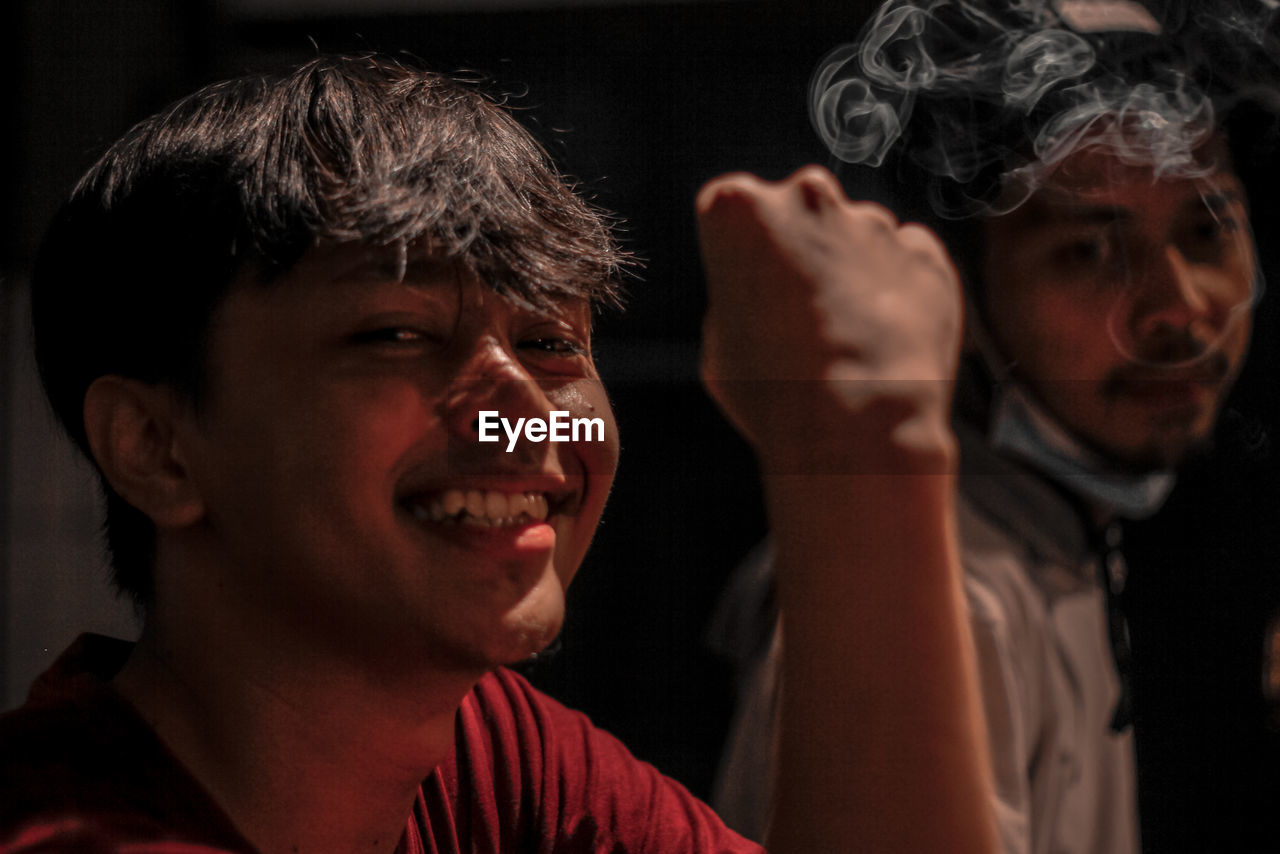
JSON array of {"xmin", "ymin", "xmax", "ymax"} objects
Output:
[{"xmin": 0, "ymin": 54, "xmax": 997, "ymax": 853}]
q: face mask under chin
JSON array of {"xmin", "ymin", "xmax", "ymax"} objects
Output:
[{"xmin": 989, "ymin": 381, "xmax": 1176, "ymax": 519}]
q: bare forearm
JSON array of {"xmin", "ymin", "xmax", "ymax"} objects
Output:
[
  {"xmin": 696, "ymin": 166, "xmax": 997, "ymax": 854},
  {"xmin": 765, "ymin": 447, "xmax": 996, "ymax": 853}
]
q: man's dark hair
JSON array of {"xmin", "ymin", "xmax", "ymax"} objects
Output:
[
  {"xmin": 31, "ymin": 53, "xmax": 628, "ymax": 607},
  {"xmin": 814, "ymin": 0, "xmax": 1280, "ymax": 280}
]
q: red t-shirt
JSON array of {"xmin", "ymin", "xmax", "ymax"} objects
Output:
[{"xmin": 0, "ymin": 635, "xmax": 761, "ymax": 854}]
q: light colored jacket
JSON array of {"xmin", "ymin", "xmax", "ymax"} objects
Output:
[{"xmin": 710, "ymin": 422, "xmax": 1140, "ymax": 854}]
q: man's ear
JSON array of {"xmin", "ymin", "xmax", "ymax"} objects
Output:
[{"xmin": 82, "ymin": 376, "xmax": 206, "ymax": 529}]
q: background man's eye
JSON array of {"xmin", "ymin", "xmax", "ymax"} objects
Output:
[
  {"xmin": 1071, "ymin": 241, "xmax": 1101, "ymax": 260},
  {"xmin": 1194, "ymin": 217, "xmax": 1238, "ymax": 241},
  {"xmin": 1179, "ymin": 215, "xmax": 1248, "ymax": 266},
  {"xmin": 1059, "ymin": 238, "xmax": 1108, "ymax": 266}
]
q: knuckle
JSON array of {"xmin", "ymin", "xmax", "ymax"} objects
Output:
[
  {"xmin": 898, "ymin": 224, "xmax": 955, "ymax": 274},
  {"xmin": 844, "ymin": 200, "xmax": 899, "ymax": 234},
  {"xmin": 789, "ymin": 163, "xmax": 838, "ymax": 189},
  {"xmin": 786, "ymin": 165, "xmax": 845, "ymax": 210},
  {"xmin": 696, "ymin": 172, "xmax": 766, "ymax": 215},
  {"xmin": 897, "ymin": 221, "xmax": 942, "ymax": 248}
]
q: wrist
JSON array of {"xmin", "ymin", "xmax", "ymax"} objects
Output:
[{"xmin": 754, "ymin": 389, "xmax": 957, "ymax": 477}]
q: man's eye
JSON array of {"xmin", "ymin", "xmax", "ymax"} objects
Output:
[
  {"xmin": 1179, "ymin": 214, "xmax": 1247, "ymax": 265},
  {"xmin": 1193, "ymin": 215, "xmax": 1239, "ymax": 242},
  {"xmin": 1056, "ymin": 237, "xmax": 1111, "ymax": 268},
  {"xmin": 519, "ymin": 337, "xmax": 587, "ymax": 357},
  {"xmin": 351, "ymin": 327, "xmax": 434, "ymax": 346}
]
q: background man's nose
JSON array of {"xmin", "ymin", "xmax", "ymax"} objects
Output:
[{"xmin": 1128, "ymin": 245, "xmax": 1215, "ymax": 344}]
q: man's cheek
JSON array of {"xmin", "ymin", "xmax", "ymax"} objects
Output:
[{"xmin": 549, "ymin": 380, "xmax": 617, "ymax": 439}]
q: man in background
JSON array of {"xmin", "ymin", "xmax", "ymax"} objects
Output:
[{"xmin": 713, "ymin": 1, "xmax": 1277, "ymax": 852}]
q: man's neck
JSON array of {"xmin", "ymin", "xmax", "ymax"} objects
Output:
[{"xmin": 114, "ymin": 591, "xmax": 480, "ymax": 854}]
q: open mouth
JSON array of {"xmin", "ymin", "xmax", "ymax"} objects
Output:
[{"xmin": 402, "ymin": 489, "xmax": 556, "ymax": 528}]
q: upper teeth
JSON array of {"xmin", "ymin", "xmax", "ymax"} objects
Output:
[{"xmin": 410, "ymin": 489, "xmax": 550, "ymax": 527}]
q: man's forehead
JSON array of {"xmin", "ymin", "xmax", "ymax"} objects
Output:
[
  {"xmin": 992, "ymin": 144, "xmax": 1244, "ymax": 232},
  {"xmin": 1051, "ymin": 139, "xmax": 1235, "ymax": 193},
  {"xmin": 276, "ymin": 242, "xmax": 592, "ymax": 321},
  {"xmin": 304, "ymin": 243, "xmax": 457, "ymax": 287}
]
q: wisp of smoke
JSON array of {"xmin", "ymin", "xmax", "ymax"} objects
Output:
[{"xmin": 811, "ymin": 0, "xmax": 1280, "ymax": 217}]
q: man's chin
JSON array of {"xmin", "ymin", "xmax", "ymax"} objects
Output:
[
  {"xmin": 1098, "ymin": 428, "xmax": 1212, "ymax": 475},
  {"xmin": 489, "ymin": 599, "xmax": 567, "ymax": 669},
  {"xmin": 1076, "ymin": 395, "xmax": 1225, "ymax": 473},
  {"xmin": 512, "ymin": 632, "xmax": 564, "ymax": 672}
]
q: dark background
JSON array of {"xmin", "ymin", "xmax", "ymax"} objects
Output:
[{"xmin": 4, "ymin": 1, "xmax": 1280, "ymax": 850}]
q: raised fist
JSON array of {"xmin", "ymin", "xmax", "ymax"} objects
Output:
[{"xmin": 697, "ymin": 165, "xmax": 962, "ymax": 473}]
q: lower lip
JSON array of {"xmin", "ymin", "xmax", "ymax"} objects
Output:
[
  {"xmin": 1118, "ymin": 380, "xmax": 1212, "ymax": 412},
  {"xmin": 407, "ymin": 512, "xmax": 558, "ymax": 556}
]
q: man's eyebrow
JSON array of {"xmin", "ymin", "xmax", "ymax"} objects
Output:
[
  {"xmin": 1192, "ymin": 186, "xmax": 1246, "ymax": 213},
  {"xmin": 1050, "ymin": 203, "xmax": 1131, "ymax": 224},
  {"xmin": 1015, "ymin": 199, "xmax": 1132, "ymax": 234}
]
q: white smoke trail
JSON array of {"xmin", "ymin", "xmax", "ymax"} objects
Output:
[{"xmin": 810, "ymin": 0, "xmax": 1280, "ymax": 216}]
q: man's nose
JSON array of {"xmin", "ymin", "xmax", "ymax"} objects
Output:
[
  {"xmin": 1127, "ymin": 245, "xmax": 1217, "ymax": 344},
  {"xmin": 445, "ymin": 342, "xmax": 551, "ymax": 442}
]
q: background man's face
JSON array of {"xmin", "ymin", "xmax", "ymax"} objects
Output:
[
  {"xmin": 175, "ymin": 245, "xmax": 620, "ymax": 673},
  {"xmin": 979, "ymin": 141, "xmax": 1256, "ymax": 471}
]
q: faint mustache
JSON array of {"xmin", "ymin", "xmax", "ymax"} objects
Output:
[
  {"xmin": 1102, "ymin": 349, "xmax": 1231, "ymax": 399},
  {"xmin": 1117, "ymin": 322, "xmax": 1239, "ymax": 367}
]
